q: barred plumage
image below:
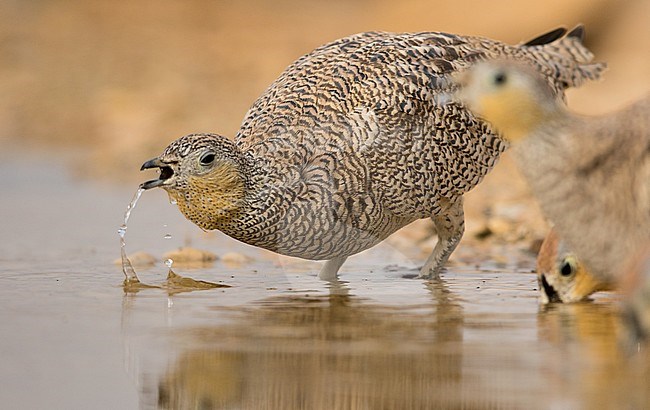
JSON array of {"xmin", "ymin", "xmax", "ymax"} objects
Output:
[{"xmin": 141, "ymin": 26, "xmax": 604, "ymax": 280}]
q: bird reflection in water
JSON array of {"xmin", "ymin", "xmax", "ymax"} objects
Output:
[
  {"xmin": 538, "ymin": 302, "xmax": 650, "ymax": 409},
  {"xmin": 154, "ymin": 278, "xmax": 470, "ymax": 409}
]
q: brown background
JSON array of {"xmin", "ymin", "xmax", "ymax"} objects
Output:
[{"xmin": 2, "ymin": 0, "xmax": 648, "ymax": 247}]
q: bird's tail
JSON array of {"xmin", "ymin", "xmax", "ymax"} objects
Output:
[{"xmin": 522, "ymin": 25, "xmax": 606, "ymax": 89}]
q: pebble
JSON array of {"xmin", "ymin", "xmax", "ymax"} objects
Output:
[
  {"xmin": 220, "ymin": 252, "xmax": 253, "ymax": 265},
  {"xmin": 163, "ymin": 247, "xmax": 218, "ymax": 264},
  {"xmin": 113, "ymin": 251, "xmax": 156, "ymax": 268}
]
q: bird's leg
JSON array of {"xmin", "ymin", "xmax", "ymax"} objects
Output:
[
  {"xmin": 418, "ymin": 198, "xmax": 465, "ymax": 279},
  {"xmin": 318, "ymin": 256, "xmax": 348, "ymax": 281}
]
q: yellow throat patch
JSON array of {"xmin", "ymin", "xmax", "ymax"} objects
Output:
[
  {"xmin": 477, "ymin": 87, "xmax": 547, "ymax": 142},
  {"xmin": 170, "ymin": 161, "xmax": 246, "ymax": 231}
]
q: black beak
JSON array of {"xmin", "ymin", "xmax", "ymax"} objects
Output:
[
  {"xmin": 140, "ymin": 157, "xmax": 174, "ymax": 190},
  {"xmin": 540, "ymin": 274, "xmax": 561, "ymax": 303},
  {"xmin": 140, "ymin": 157, "xmax": 165, "ymax": 171}
]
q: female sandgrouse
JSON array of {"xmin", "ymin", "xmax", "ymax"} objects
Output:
[{"xmin": 141, "ymin": 27, "xmax": 604, "ymax": 280}]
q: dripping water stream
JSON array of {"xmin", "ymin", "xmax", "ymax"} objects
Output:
[
  {"xmin": 119, "ymin": 187, "xmax": 145, "ymax": 283},
  {"xmin": 118, "ymin": 185, "xmax": 228, "ymax": 292}
]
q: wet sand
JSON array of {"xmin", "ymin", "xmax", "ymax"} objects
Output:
[{"xmin": 1, "ymin": 150, "xmax": 649, "ymax": 409}]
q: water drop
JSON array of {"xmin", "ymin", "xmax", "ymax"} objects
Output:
[
  {"xmin": 169, "ymin": 198, "xmax": 177, "ymax": 205},
  {"xmin": 164, "ymin": 234, "xmax": 172, "ymax": 240},
  {"xmin": 165, "ymin": 258, "xmax": 174, "ymax": 268}
]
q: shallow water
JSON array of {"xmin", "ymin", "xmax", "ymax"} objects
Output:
[{"xmin": 1, "ymin": 150, "xmax": 649, "ymax": 409}]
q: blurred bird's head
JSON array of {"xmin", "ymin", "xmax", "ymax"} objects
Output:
[
  {"xmin": 141, "ymin": 133, "xmax": 247, "ymax": 230},
  {"xmin": 536, "ymin": 229, "xmax": 613, "ymax": 304},
  {"xmin": 456, "ymin": 60, "xmax": 562, "ymax": 142}
]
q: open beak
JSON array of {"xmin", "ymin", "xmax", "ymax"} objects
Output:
[{"xmin": 140, "ymin": 157, "xmax": 175, "ymax": 190}]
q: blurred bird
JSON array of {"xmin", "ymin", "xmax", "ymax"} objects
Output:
[
  {"xmin": 141, "ymin": 27, "xmax": 604, "ymax": 280},
  {"xmin": 537, "ymin": 229, "xmax": 614, "ymax": 303},
  {"xmin": 458, "ymin": 60, "xmax": 649, "ymax": 289},
  {"xmin": 621, "ymin": 245, "xmax": 650, "ymax": 344}
]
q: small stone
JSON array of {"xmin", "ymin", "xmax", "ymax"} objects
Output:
[
  {"xmin": 113, "ymin": 251, "xmax": 156, "ymax": 268},
  {"xmin": 163, "ymin": 247, "xmax": 218, "ymax": 266},
  {"xmin": 473, "ymin": 225, "xmax": 493, "ymax": 240},
  {"xmin": 220, "ymin": 252, "xmax": 253, "ymax": 265},
  {"xmin": 487, "ymin": 218, "xmax": 512, "ymax": 237}
]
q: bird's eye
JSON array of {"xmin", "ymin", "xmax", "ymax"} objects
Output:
[
  {"xmin": 493, "ymin": 71, "xmax": 507, "ymax": 86},
  {"xmin": 199, "ymin": 152, "xmax": 215, "ymax": 166},
  {"xmin": 559, "ymin": 259, "xmax": 575, "ymax": 277}
]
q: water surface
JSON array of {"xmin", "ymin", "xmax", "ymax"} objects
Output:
[{"xmin": 0, "ymin": 150, "xmax": 648, "ymax": 409}]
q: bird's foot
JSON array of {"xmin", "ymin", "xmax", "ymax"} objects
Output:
[{"xmin": 417, "ymin": 264, "xmax": 443, "ymax": 280}]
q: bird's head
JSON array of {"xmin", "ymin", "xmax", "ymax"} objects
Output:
[
  {"xmin": 536, "ymin": 229, "xmax": 613, "ymax": 304},
  {"xmin": 456, "ymin": 60, "xmax": 561, "ymax": 142},
  {"xmin": 141, "ymin": 133, "xmax": 246, "ymax": 230}
]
